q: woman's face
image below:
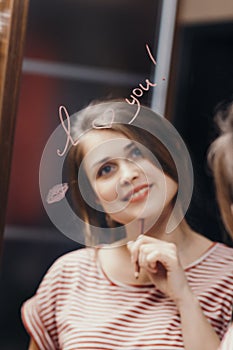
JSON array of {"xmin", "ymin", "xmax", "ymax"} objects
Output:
[{"xmin": 81, "ymin": 129, "xmax": 178, "ymax": 226}]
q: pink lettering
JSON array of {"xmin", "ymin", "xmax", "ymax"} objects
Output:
[
  {"xmin": 132, "ymin": 88, "xmax": 143, "ymax": 97},
  {"xmin": 57, "ymin": 106, "xmax": 78, "ymax": 157},
  {"xmin": 125, "ymin": 95, "xmax": 141, "ymax": 124},
  {"xmin": 146, "ymin": 44, "xmax": 156, "ymax": 65},
  {"xmin": 125, "ymin": 44, "xmax": 157, "ymax": 123},
  {"xmin": 139, "ymin": 79, "xmax": 157, "ymax": 91},
  {"xmin": 57, "ymin": 44, "xmax": 164, "ymax": 157}
]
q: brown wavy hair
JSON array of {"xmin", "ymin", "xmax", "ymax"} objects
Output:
[
  {"xmin": 208, "ymin": 99, "xmax": 233, "ymax": 237},
  {"xmin": 67, "ymin": 100, "xmax": 182, "ymax": 245}
]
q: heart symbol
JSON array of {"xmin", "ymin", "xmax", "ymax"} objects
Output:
[{"xmin": 92, "ymin": 108, "xmax": 115, "ymax": 129}]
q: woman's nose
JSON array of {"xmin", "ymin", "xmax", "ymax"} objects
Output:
[{"xmin": 119, "ymin": 160, "xmax": 140, "ymax": 186}]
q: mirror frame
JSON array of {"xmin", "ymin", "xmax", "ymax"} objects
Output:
[{"xmin": 0, "ymin": 0, "xmax": 29, "ymax": 256}]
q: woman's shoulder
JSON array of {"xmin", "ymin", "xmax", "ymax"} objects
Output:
[
  {"xmin": 56, "ymin": 246, "xmax": 95, "ymax": 260},
  {"xmin": 186, "ymin": 239, "xmax": 233, "ymax": 274},
  {"xmin": 197, "ymin": 241, "xmax": 233, "ymax": 274},
  {"xmin": 188, "ymin": 232, "xmax": 233, "ymax": 268},
  {"xmin": 51, "ymin": 246, "xmax": 96, "ymax": 268},
  {"xmin": 212, "ymin": 242, "xmax": 233, "ymax": 261},
  {"xmin": 30, "ymin": 247, "xmax": 97, "ymax": 299},
  {"xmin": 42, "ymin": 247, "xmax": 96, "ymax": 280}
]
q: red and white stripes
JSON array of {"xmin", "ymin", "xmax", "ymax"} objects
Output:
[{"xmin": 22, "ymin": 243, "xmax": 233, "ymax": 350}]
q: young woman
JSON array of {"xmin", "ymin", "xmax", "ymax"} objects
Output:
[
  {"xmin": 22, "ymin": 101, "xmax": 233, "ymax": 350},
  {"xmin": 208, "ymin": 99, "xmax": 233, "ymax": 350}
]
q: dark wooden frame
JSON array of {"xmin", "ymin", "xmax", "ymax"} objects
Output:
[{"xmin": 0, "ymin": 0, "xmax": 29, "ymax": 256}]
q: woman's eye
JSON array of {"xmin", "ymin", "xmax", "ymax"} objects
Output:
[
  {"xmin": 97, "ymin": 164, "xmax": 115, "ymax": 177},
  {"xmin": 131, "ymin": 147, "xmax": 143, "ymax": 158}
]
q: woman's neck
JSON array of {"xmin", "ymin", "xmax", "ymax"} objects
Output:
[{"xmin": 99, "ymin": 219, "xmax": 212, "ymax": 286}]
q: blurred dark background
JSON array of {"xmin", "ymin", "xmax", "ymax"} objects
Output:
[
  {"xmin": 0, "ymin": 0, "xmax": 233, "ymax": 348},
  {"xmin": 171, "ymin": 21, "xmax": 233, "ymax": 245}
]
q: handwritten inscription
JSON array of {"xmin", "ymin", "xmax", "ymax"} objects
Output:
[
  {"xmin": 57, "ymin": 44, "xmax": 162, "ymax": 157},
  {"xmin": 57, "ymin": 106, "xmax": 77, "ymax": 157},
  {"xmin": 126, "ymin": 45, "xmax": 157, "ymax": 124}
]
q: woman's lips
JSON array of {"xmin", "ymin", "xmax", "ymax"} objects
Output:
[{"xmin": 122, "ymin": 184, "xmax": 152, "ymax": 203}]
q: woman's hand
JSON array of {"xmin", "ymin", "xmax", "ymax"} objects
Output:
[
  {"xmin": 127, "ymin": 235, "xmax": 190, "ymax": 305},
  {"xmin": 127, "ymin": 236, "xmax": 221, "ymax": 350}
]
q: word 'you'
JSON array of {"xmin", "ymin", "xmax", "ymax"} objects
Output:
[{"xmin": 57, "ymin": 44, "xmax": 164, "ymax": 157}]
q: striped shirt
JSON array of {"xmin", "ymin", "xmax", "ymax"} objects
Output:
[
  {"xmin": 22, "ymin": 243, "xmax": 233, "ymax": 350},
  {"xmin": 219, "ymin": 325, "xmax": 233, "ymax": 350}
]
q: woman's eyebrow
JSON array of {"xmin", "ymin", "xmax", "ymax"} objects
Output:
[
  {"xmin": 92, "ymin": 157, "xmax": 110, "ymax": 168},
  {"xmin": 91, "ymin": 142, "xmax": 135, "ymax": 169},
  {"xmin": 124, "ymin": 141, "xmax": 135, "ymax": 151}
]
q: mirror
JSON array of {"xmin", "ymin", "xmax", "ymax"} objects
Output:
[{"xmin": 1, "ymin": 1, "xmax": 233, "ymax": 349}]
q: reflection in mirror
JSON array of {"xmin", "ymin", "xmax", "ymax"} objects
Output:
[
  {"xmin": 2, "ymin": 1, "xmax": 233, "ymax": 349},
  {"xmin": 1, "ymin": 2, "xmax": 166, "ymax": 349}
]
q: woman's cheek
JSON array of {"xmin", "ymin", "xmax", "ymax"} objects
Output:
[{"xmin": 95, "ymin": 181, "xmax": 118, "ymax": 203}]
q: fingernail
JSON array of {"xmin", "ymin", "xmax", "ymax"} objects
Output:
[{"xmin": 134, "ymin": 271, "xmax": 139, "ymax": 279}]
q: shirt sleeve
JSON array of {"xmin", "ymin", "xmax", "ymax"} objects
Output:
[{"xmin": 21, "ymin": 258, "xmax": 63, "ymax": 350}]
